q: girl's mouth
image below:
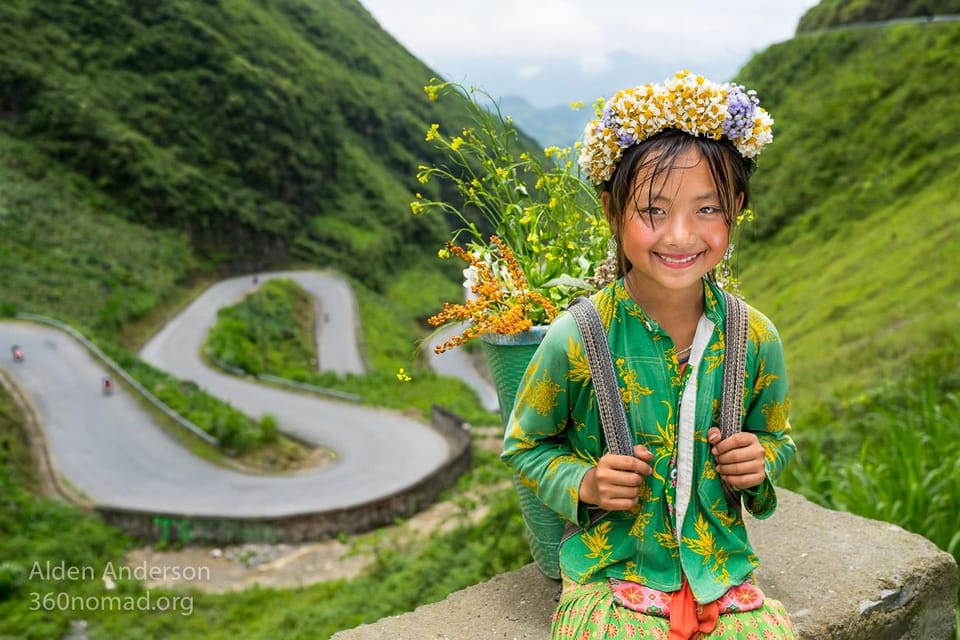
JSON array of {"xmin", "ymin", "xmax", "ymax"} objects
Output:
[{"xmin": 653, "ymin": 251, "xmax": 702, "ymax": 268}]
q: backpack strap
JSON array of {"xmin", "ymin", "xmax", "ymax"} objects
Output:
[
  {"xmin": 568, "ymin": 297, "xmax": 633, "ymax": 456},
  {"xmin": 719, "ymin": 290, "xmax": 750, "ymax": 516}
]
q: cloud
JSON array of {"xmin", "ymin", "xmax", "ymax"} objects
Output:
[
  {"xmin": 516, "ymin": 64, "xmax": 543, "ymax": 79},
  {"xmin": 363, "ymin": 0, "xmax": 818, "ymax": 60},
  {"xmin": 577, "ymin": 53, "xmax": 612, "ymax": 74}
]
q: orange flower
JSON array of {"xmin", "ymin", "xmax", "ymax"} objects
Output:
[{"xmin": 428, "ymin": 236, "xmax": 559, "ymax": 353}]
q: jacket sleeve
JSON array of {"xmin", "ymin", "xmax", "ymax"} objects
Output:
[
  {"xmin": 501, "ymin": 313, "xmax": 594, "ymax": 526},
  {"xmin": 739, "ymin": 308, "xmax": 797, "ymax": 519}
]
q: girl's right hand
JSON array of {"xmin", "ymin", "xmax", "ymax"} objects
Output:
[{"xmin": 579, "ymin": 445, "xmax": 654, "ymax": 511}]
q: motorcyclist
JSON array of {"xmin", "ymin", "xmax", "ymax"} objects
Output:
[
  {"xmin": 102, "ymin": 375, "xmax": 113, "ymax": 394},
  {"xmin": 11, "ymin": 345, "xmax": 23, "ymax": 362}
]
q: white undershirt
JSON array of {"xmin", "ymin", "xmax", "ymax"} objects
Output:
[{"xmin": 673, "ymin": 314, "xmax": 717, "ymax": 543}]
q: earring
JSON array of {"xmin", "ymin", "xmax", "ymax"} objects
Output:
[
  {"xmin": 607, "ymin": 235, "xmax": 618, "ymax": 258},
  {"xmin": 716, "ymin": 244, "xmax": 735, "ymax": 290}
]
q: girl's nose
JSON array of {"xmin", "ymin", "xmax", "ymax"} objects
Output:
[{"xmin": 662, "ymin": 211, "xmax": 696, "ymax": 247}]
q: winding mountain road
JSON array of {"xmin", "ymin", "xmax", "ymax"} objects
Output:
[{"xmin": 0, "ymin": 272, "xmax": 450, "ymax": 519}]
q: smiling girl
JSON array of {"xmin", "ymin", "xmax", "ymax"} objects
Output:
[{"xmin": 502, "ymin": 71, "xmax": 797, "ymax": 639}]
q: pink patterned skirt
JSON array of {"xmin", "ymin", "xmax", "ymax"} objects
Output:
[{"xmin": 551, "ymin": 575, "xmax": 795, "ymax": 640}]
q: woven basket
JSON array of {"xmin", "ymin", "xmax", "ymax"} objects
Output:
[
  {"xmin": 481, "ymin": 326, "xmax": 563, "ymax": 580},
  {"xmin": 479, "ymin": 326, "xmax": 548, "ymax": 426}
]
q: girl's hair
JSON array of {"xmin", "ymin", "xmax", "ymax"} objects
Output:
[{"xmin": 603, "ymin": 128, "xmax": 754, "ymax": 278}]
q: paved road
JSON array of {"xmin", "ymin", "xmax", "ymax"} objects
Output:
[
  {"xmin": 0, "ymin": 271, "xmax": 448, "ymax": 518},
  {"xmin": 426, "ymin": 322, "xmax": 499, "ymax": 413}
]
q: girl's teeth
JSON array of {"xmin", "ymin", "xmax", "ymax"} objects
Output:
[{"xmin": 659, "ymin": 254, "xmax": 696, "ymax": 264}]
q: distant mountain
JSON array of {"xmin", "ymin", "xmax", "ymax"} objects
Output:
[
  {"xmin": 797, "ymin": 0, "xmax": 960, "ymax": 31},
  {"xmin": 497, "ymin": 95, "xmax": 592, "ymax": 149}
]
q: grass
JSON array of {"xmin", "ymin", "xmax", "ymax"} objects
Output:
[{"xmin": 204, "ymin": 269, "xmax": 499, "ymax": 428}]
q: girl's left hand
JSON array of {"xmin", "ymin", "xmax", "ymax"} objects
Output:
[{"xmin": 707, "ymin": 428, "xmax": 766, "ymax": 489}]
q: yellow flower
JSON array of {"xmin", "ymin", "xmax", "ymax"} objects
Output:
[
  {"xmin": 425, "ymin": 123, "xmax": 440, "ymax": 141},
  {"xmin": 495, "ymin": 166, "xmax": 509, "ymax": 180},
  {"xmin": 450, "ymin": 136, "xmax": 464, "ymax": 151},
  {"xmin": 410, "ymin": 200, "xmax": 424, "ymax": 215},
  {"xmin": 437, "ymin": 248, "xmax": 450, "ymax": 258},
  {"xmin": 570, "ymin": 100, "xmax": 585, "ymax": 110},
  {"xmin": 395, "ymin": 368, "xmax": 412, "ymax": 382},
  {"xmin": 423, "ymin": 82, "xmax": 443, "ymax": 101}
]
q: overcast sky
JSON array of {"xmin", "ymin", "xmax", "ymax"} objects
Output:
[{"xmin": 361, "ymin": 1, "xmax": 820, "ymax": 107}]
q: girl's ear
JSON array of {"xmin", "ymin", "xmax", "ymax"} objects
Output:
[{"xmin": 601, "ymin": 190, "xmax": 614, "ymax": 227}]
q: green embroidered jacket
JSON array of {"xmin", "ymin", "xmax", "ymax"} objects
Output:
[{"xmin": 501, "ymin": 279, "xmax": 796, "ymax": 604}]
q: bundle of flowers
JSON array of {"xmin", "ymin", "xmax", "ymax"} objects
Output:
[{"xmin": 413, "ymin": 81, "xmax": 613, "ymax": 353}]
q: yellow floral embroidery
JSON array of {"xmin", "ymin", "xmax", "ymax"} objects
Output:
[
  {"xmin": 517, "ymin": 472, "xmax": 537, "ymax": 490},
  {"xmin": 567, "ymin": 336, "xmax": 591, "ymax": 384},
  {"xmin": 654, "ymin": 531, "xmax": 680, "ymax": 558},
  {"xmin": 704, "ymin": 330, "xmax": 725, "ymax": 374},
  {"xmin": 761, "ymin": 399, "xmax": 790, "ymax": 432},
  {"xmin": 623, "ymin": 561, "xmax": 644, "ymax": 583},
  {"xmin": 517, "ymin": 366, "xmax": 563, "ymax": 416},
  {"xmin": 546, "ymin": 454, "xmax": 583, "ymax": 478},
  {"xmin": 578, "ymin": 521, "xmax": 615, "ymax": 578},
  {"xmin": 582, "ymin": 521, "xmax": 613, "ymax": 560},
  {"xmin": 629, "ymin": 509, "xmax": 654, "ymax": 538},
  {"xmin": 615, "ymin": 357, "xmax": 653, "ymax": 405},
  {"xmin": 646, "ymin": 401, "xmax": 676, "ymax": 482},
  {"xmin": 752, "ymin": 357, "xmax": 779, "ymax": 395},
  {"xmin": 703, "ymin": 458, "xmax": 717, "ymax": 480},
  {"xmin": 505, "ymin": 419, "xmax": 538, "ymax": 449},
  {"xmin": 682, "ymin": 514, "xmax": 731, "ymax": 586},
  {"xmin": 748, "ymin": 308, "xmax": 777, "ymax": 344},
  {"xmin": 708, "ymin": 497, "xmax": 737, "ymax": 528}
]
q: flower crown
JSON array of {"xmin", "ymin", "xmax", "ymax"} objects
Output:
[{"xmin": 578, "ymin": 70, "xmax": 774, "ymax": 186}]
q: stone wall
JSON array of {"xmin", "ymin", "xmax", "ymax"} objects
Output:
[
  {"xmin": 332, "ymin": 490, "xmax": 958, "ymax": 640},
  {"xmin": 98, "ymin": 404, "xmax": 472, "ymax": 544}
]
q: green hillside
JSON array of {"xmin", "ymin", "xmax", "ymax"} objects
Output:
[
  {"xmin": 797, "ymin": 0, "xmax": 960, "ymax": 31},
  {"xmin": 734, "ymin": 19, "xmax": 960, "ymax": 424},
  {"xmin": 0, "ymin": 0, "xmax": 474, "ymax": 290},
  {"xmin": 1, "ymin": 0, "xmax": 959, "ymax": 636}
]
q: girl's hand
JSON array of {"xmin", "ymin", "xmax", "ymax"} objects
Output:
[
  {"xmin": 579, "ymin": 445, "xmax": 654, "ymax": 511},
  {"xmin": 707, "ymin": 428, "xmax": 766, "ymax": 489}
]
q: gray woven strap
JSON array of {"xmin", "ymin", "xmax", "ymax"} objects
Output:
[
  {"xmin": 720, "ymin": 290, "xmax": 750, "ymax": 514},
  {"xmin": 568, "ymin": 297, "xmax": 633, "ymax": 456}
]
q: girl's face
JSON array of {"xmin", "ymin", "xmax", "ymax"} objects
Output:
[{"xmin": 606, "ymin": 147, "xmax": 737, "ymax": 299}]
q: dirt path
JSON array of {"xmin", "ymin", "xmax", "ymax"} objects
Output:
[{"xmin": 124, "ymin": 475, "xmax": 505, "ymax": 594}]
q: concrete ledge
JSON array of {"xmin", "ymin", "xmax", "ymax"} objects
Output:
[{"xmin": 332, "ymin": 490, "xmax": 958, "ymax": 640}]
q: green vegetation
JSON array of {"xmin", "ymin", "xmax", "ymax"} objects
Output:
[
  {"xmin": 0, "ymin": 130, "xmax": 194, "ymax": 337},
  {"xmin": 205, "ymin": 274, "xmax": 499, "ymax": 427},
  {"xmin": 1, "ymin": 0, "xmax": 959, "ymax": 635},
  {"xmin": 103, "ymin": 345, "xmax": 278, "ymax": 455},
  {"xmin": 0, "ymin": 0, "xmax": 480, "ymax": 291},
  {"xmin": 735, "ymin": 20, "xmax": 960, "ymax": 425},
  {"xmin": 207, "ymin": 279, "xmax": 317, "ymax": 376},
  {"xmin": 797, "ymin": 0, "xmax": 960, "ymax": 32},
  {"xmin": 0, "ymin": 376, "xmax": 522, "ymax": 639}
]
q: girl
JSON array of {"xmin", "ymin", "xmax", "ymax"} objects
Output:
[{"xmin": 502, "ymin": 71, "xmax": 797, "ymax": 639}]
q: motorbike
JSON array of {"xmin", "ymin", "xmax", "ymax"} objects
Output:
[
  {"xmin": 102, "ymin": 376, "xmax": 114, "ymax": 396},
  {"xmin": 11, "ymin": 346, "xmax": 23, "ymax": 362}
]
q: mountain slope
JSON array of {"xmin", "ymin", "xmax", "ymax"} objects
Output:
[
  {"xmin": 735, "ymin": 19, "xmax": 960, "ymax": 422},
  {"xmin": 797, "ymin": 0, "xmax": 960, "ymax": 31},
  {"xmin": 0, "ymin": 0, "xmax": 473, "ymax": 288}
]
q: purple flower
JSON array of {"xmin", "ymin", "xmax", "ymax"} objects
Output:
[
  {"xmin": 617, "ymin": 131, "xmax": 634, "ymax": 147},
  {"xmin": 722, "ymin": 85, "xmax": 758, "ymax": 140}
]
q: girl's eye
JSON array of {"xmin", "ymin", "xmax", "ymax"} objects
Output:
[
  {"xmin": 698, "ymin": 206, "xmax": 722, "ymax": 216},
  {"xmin": 639, "ymin": 207, "xmax": 666, "ymax": 217}
]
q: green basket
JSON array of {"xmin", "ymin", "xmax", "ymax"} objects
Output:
[{"xmin": 481, "ymin": 326, "xmax": 564, "ymax": 580}]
